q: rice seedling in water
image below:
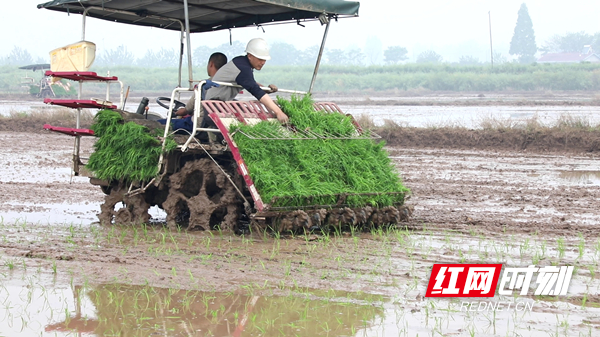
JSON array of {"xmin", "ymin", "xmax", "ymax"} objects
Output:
[{"xmin": 557, "ymin": 237, "xmax": 566, "ymax": 260}]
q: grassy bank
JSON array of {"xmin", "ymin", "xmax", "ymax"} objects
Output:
[{"xmin": 3, "ymin": 63, "xmax": 600, "ymax": 94}]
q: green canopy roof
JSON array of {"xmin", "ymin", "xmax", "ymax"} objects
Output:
[{"xmin": 37, "ymin": 0, "xmax": 360, "ymax": 33}]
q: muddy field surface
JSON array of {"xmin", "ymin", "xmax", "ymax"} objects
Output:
[{"xmin": 1, "ymin": 130, "xmax": 599, "ymax": 336}]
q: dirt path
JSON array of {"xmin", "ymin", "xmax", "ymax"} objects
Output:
[{"xmin": 1, "ymin": 131, "xmax": 599, "ymax": 336}]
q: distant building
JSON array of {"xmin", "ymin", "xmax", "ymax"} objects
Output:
[{"xmin": 538, "ymin": 45, "xmax": 600, "ymax": 63}]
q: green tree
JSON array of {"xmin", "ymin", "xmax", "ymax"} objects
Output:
[
  {"xmin": 138, "ymin": 48, "xmax": 178, "ymax": 68},
  {"xmin": 4, "ymin": 46, "xmax": 34, "ymax": 66},
  {"xmin": 593, "ymin": 32, "xmax": 600, "ymax": 54},
  {"xmin": 509, "ymin": 3, "xmax": 537, "ymax": 63},
  {"xmin": 326, "ymin": 49, "xmax": 348, "ymax": 65},
  {"xmin": 416, "ymin": 50, "xmax": 443, "ymax": 64},
  {"xmin": 96, "ymin": 45, "xmax": 135, "ymax": 66},
  {"xmin": 346, "ymin": 47, "xmax": 364, "ymax": 65},
  {"xmin": 541, "ymin": 32, "xmax": 594, "ymax": 53},
  {"xmin": 297, "ymin": 45, "xmax": 319, "ymax": 65},
  {"xmin": 192, "ymin": 45, "xmax": 213, "ymax": 67},
  {"xmin": 269, "ymin": 42, "xmax": 300, "ymax": 65},
  {"xmin": 384, "ymin": 46, "xmax": 408, "ymax": 64},
  {"xmin": 215, "ymin": 41, "xmax": 245, "ymax": 61},
  {"xmin": 492, "ymin": 52, "xmax": 508, "ymax": 64},
  {"xmin": 458, "ymin": 55, "xmax": 480, "ymax": 65}
]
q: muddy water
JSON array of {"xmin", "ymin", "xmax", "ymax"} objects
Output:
[
  {"xmin": 0, "ymin": 274, "xmax": 384, "ymax": 336},
  {"xmin": 4, "ymin": 96, "xmax": 600, "ymax": 129},
  {"xmin": 341, "ymin": 104, "xmax": 600, "ymax": 128},
  {"xmin": 2, "ymin": 260, "xmax": 600, "ymax": 336}
]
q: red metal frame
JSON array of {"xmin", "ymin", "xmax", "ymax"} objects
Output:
[
  {"xmin": 43, "ymin": 124, "xmax": 95, "ymax": 136},
  {"xmin": 313, "ymin": 102, "xmax": 343, "ymax": 113},
  {"xmin": 201, "ymin": 100, "xmax": 292, "ymax": 211},
  {"xmin": 313, "ymin": 102, "xmax": 363, "ymax": 133},
  {"xmin": 208, "ymin": 112, "xmax": 266, "ymax": 211},
  {"xmin": 203, "ymin": 100, "xmax": 247, "ymax": 124},
  {"xmin": 229, "ymin": 101, "xmax": 272, "ymax": 120},
  {"xmin": 43, "ymin": 98, "xmax": 116, "ymax": 109},
  {"xmin": 45, "ymin": 71, "xmax": 118, "ymax": 82}
]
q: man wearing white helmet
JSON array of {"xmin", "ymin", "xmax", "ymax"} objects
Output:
[{"xmin": 205, "ymin": 38, "xmax": 289, "ymax": 123}]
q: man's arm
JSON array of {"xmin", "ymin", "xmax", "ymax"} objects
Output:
[
  {"xmin": 259, "ymin": 94, "xmax": 288, "ymax": 123},
  {"xmin": 175, "ymin": 94, "xmax": 195, "ymax": 116},
  {"xmin": 232, "ymin": 57, "xmax": 287, "ymax": 122}
]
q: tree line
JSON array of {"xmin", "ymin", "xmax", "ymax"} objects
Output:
[
  {"xmin": 2, "ymin": 3, "xmax": 600, "ymax": 68},
  {"xmin": 3, "ymin": 62, "xmax": 600, "ymax": 94}
]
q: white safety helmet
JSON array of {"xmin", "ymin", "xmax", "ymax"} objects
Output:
[{"xmin": 245, "ymin": 38, "xmax": 271, "ymax": 61}]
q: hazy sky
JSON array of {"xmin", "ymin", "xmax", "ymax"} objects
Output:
[{"xmin": 3, "ymin": 0, "xmax": 600, "ymax": 63}]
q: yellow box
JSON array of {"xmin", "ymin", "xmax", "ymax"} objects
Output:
[{"xmin": 50, "ymin": 41, "xmax": 96, "ymax": 72}]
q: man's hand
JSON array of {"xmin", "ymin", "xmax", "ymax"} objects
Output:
[
  {"xmin": 259, "ymin": 93, "xmax": 288, "ymax": 124},
  {"xmin": 267, "ymin": 84, "xmax": 278, "ymax": 93},
  {"xmin": 275, "ymin": 111, "xmax": 289, "ymax": 123}
]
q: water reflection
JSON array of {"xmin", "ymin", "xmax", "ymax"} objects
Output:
[{"xmin": 0, "ymin": 279, "xmax": 384, "ymax": 336}]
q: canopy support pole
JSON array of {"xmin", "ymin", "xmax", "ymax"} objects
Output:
[
  {"xmin": 178, "ymin": 26, "xmax": 185, "ymax": 88},
  {"xmin": 308, "ymin": 18, "xmax": 331, "ymax": 94},
  {"xmin": 183, "ymin": 0, "xmax": 194, "ymax": 89},
  {"xmin": 82, "ymin": 8, "xmax": 89, "ymax": 40}
]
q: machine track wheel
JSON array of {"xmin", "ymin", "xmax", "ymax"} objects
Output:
[
  {"xmin": 324, "ymin": 207, "xmax": 356, "ymax": 232},
  {"xmin": 369, "ymin": 206, "xmax": 401, "ymax": 227},
  {"xmin": 98, "ymin": 182, "xmax": 151, "ymax": 225},
  {"xmin": 272, "ymin": 210, "xmax": 310, "ymax": 233},
  {"xmin": 161, "ymin": 157, "xmax": 243, "ymax": 231}
]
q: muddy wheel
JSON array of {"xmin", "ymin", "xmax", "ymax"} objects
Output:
[
  {"xmin": 100, "ymin": 185, "xmax": 112, "ymax": 195},
  {"xmin": 161, "ymin": 157, "xmax": 243, "ymax": 231},
  {"xmin": 98, "ymin": 182, "xmax": 151, "ymax": 225}
]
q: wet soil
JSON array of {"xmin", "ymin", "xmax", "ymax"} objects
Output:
[
  {"xmin": 381, "ymin": 127, "xmax": 600, "ymax": 154},
  {"xmin": 1, "ymin": 122, "xmax": 600, "ymax": 335}
]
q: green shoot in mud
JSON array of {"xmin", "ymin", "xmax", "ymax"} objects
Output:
[
  {"xmin": 230, "ymin": 95, "xmax": 409, "ymax": 207},
  {"xmin": 86, "ymin": 109, "xmax": 177, "ymax": 182}
]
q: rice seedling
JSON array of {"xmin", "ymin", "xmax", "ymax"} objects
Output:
[
  {"xmin": 4, "ymin": 259, "xmax": 15, "ymax": 270},
  {"xmin": 578, "ymin": 234, "xmax": 585, "ymax": 260},
  {"xmin": 86, "ymin": 109, "xmax": 177, "ymax": 182},
  {"xmin": 587, "ymin": 264, "xmax": 596, "ymax": 280},
  {"xmin": 230, "ymin": 94, "xmax": 409, "ymax": 208},
  {"xmin": 557, "ymin": 237, "xmax": 566, "ymax": 260}
]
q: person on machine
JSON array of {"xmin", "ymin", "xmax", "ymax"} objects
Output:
[
  {"xmin": 205, "ymin": 38, "xmax": 289, "ymax": 123},
  {"xmin": 174, "ymin": 52, "xmax": 227, "ymax": 117},
  {"xmin": 158, "ymin": 52, "xmax": 227, "ymax": 132}
]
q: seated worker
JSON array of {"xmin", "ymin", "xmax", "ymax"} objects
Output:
[
  {"xmin": 174, "ymin": 52, "xmax": 227, "ymax": 117},
  {"xmin": 205, "ymin": 38, "xmax": 289, "ymax": 123},
  {"xmin": 159, "ymin": 52, "xmax": 227, "ymax": 132}
]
